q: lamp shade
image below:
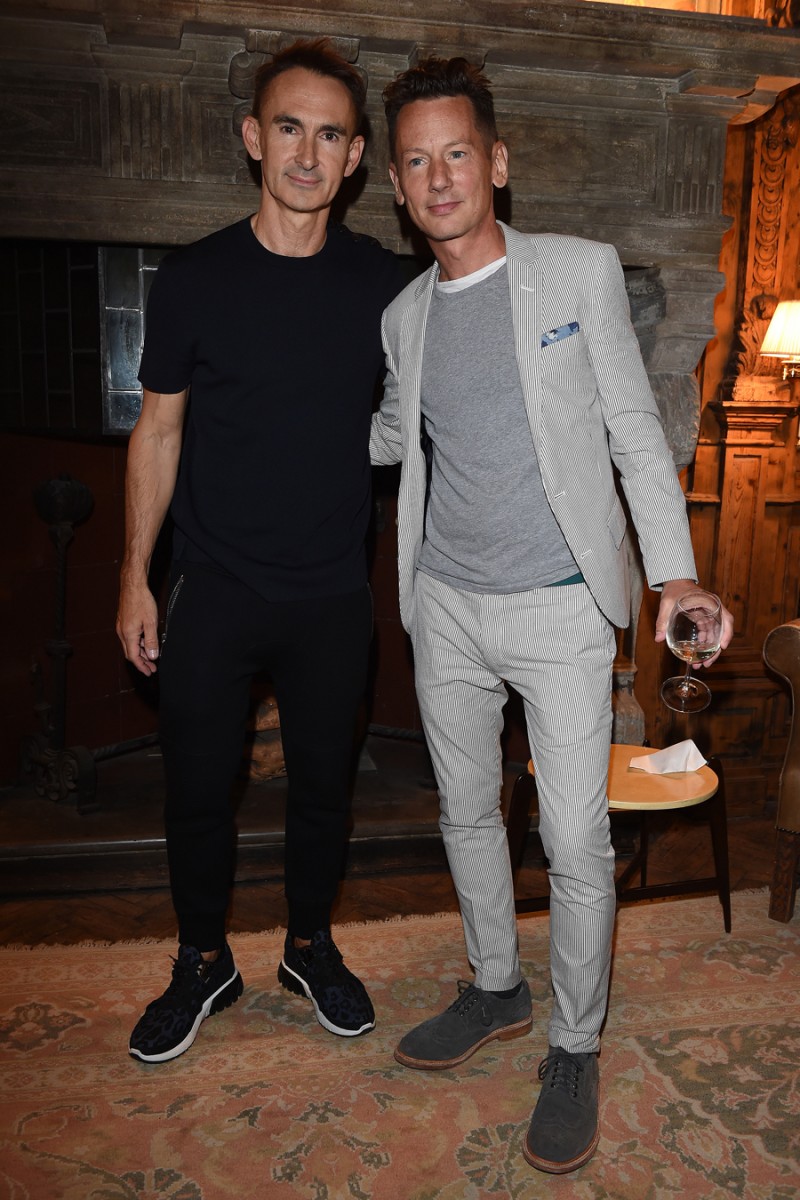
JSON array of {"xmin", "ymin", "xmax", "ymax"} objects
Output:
[{"xmin": 760, "ymin": 300, "xmax": 800, "ymax": 361}]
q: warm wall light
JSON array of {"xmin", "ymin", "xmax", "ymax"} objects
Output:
[{"xmin": 760, "ymin": 301, "xmax": 800, "ymax": 379}]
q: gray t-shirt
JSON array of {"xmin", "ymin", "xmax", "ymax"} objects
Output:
[{"xmin": 418, "ymin": 262, "xmax": 578, "ymax": 592}]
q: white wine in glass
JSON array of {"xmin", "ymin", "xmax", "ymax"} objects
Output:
[{"xmin": 661, "ymin": 590, "xmax": 722, "ymax": 714}]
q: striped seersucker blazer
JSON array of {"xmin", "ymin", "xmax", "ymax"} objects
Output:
[{"xmin": 369, "ymin": 221, "xmax": 698, "ymax": 634}]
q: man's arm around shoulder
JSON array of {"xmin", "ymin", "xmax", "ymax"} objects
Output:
[{"xmin": 116, "ymin": 388, "xmax": 187, "ymax": 676}]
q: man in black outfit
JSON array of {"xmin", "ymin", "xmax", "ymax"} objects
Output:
[{"xmin": 117, "ymin": 40, "xmax": 402, "ymax": 1063}]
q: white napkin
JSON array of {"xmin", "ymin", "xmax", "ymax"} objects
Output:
[{"xmin": 629, "ymin": 740, "xmax": 707, "ymax": 774}]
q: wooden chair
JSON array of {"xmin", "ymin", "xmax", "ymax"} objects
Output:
[
  {"xmin": 505, "ymin": 743, "xmax": 731, "ymax": 932},
  {"xmin": 763, "ymin": 619, "xmax": 800, "ymax": 923}
]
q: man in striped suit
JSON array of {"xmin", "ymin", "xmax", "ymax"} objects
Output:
[{"xmin": 370, "ymin": 56, "xmax": 733, "ymax": 1174}]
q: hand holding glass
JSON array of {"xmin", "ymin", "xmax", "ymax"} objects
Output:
[{"xmin": 660, "ymin": 590, "xmax": 722, "ymax": 713}]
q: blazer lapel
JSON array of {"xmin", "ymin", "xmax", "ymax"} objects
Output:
[{"xmin": 502, "ymin": 224, "xmax": 543, "ymax": 446}]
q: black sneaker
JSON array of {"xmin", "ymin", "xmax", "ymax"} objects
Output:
[
  {"xmin": 523, "ymin": 1046, "xmax": 600, "ymax": 1173},
  {"xmin": 278, "ymin": 930, "xmax": 375, "ymax": 1037},
  {"xmin": 129, "ymin": 943, "xmax": 243, "ymax": 1063},
  {"xmin": 395, "ymin": 978, "xmax": 532, "ymax": 1070}
]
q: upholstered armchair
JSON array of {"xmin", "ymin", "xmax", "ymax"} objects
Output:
[{"xmin": 763, "ymin": 618, "xmax": 800, "ymax": 922}]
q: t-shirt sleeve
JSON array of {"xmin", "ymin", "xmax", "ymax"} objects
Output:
[{"xmin": 138, "ymin": 254, "xmax": 196, "ymax": 393}]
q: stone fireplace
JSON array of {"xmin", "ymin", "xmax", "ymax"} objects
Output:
[
  {"xmin": 1, "ymin": 0, "xmax": 799, "ymax": 772},
  {"xmin": 3, "ymin": 4, "xmax": 799, "ymax": 448}
]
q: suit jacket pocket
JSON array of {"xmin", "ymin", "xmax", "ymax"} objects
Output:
[{"xmin": 540, "ymin": 330, "xmax": 594, "ymax": 408}]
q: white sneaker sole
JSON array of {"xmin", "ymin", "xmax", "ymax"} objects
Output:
[
  {"xmin": 129, "ymin": 966, "xmax": 242, "ymax": 1063},
  {"xmin": 278, "ymin": 959, "xmax": 374, "ymax": 1037}
]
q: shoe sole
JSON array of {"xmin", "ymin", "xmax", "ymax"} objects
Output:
[
  {"xmin": 522, "ymin": 1125, "xmax": 600, "ymax": 1174},
  {"xmin": 394, "ymin": 1013, "xmax": 533, "ymax": 1070},
  {"xmin": 129, "ymin": 967, "xmax": 244, "ymax": 1063},
  {"xmin": 278, "ymin": 960, "xmax": 375, "ymax": 1037}
]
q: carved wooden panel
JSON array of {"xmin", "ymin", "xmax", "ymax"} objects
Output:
[{"xmin": 734, "ymin": 96, "xmax": 800, "ymax": 376}]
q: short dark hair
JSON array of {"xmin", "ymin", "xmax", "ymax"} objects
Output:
[
  {"xmin": 383, "ymin": 56, "xmax": 498, "ymax": 158},
  {"xmin": 251, "ymin": 38, "xmax": 367, "ymax": 131}
]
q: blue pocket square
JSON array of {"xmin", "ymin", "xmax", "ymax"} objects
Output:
[{"xmin": 541, "ymin": 321, "xmax": 579, "ymax": 348}]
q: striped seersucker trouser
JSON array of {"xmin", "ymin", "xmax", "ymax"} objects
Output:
[{"xmin": 411, "ymin": 569, "xmax": 618, "ymax": 1054}]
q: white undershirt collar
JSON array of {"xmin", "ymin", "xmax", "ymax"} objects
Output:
[{"xmin": 436, "ymin": 256, "xmax": 507, "ymax": 294}]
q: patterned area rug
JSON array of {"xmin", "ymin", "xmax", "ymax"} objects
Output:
[{"xmin": 1, "ymin": 890, "xmax": 798, "ymax": 1200}]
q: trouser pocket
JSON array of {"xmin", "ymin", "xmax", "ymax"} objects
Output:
[{"xmin": 161, "ymin": 572, "xmax": 185, "ymax": 650}]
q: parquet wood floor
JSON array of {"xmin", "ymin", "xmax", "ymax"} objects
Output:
[{"xmin": 0, "ymin": 809, "xmax": 776, "ymax": 946}]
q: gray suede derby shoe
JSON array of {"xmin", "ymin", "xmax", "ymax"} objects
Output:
[
  {"xmin": 394, "ymin": 978, "xmax": 532, "ymax": 1070},
  {"xmin": 523, "ymin": 1046, "xmax": 600, "ymax": 1174}
]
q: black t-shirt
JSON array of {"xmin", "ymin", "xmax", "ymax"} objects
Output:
[{"xmin": 139, "ymin": 218, "xmax": 403, "ymax": 600}]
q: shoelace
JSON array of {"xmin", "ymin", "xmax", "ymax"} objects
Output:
[
  {"xmin": 163, "ymin": 953, "xmax": 211, "ymax": 1001},
  {"xmin": 538, "ymin": 1050, "xmax": 585, "ymax": 1097},
  {"xmin": 297, "ymin": 939, "xmax": 350, "ymax": 990},
  {"xmin": 448, "ymin": 981, "xmax": 493, "ymax": 1026}
]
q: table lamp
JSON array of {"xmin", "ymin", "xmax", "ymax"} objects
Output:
[{"xmin": 760, "ymin": 300, "xmax": 800, "ymax": 379}]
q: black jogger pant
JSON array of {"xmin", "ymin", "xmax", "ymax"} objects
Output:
[{"xmin": 157, "ymin": 560, "xmax": 372, "ymax": 951}]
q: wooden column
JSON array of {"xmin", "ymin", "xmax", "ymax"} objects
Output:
[
  {"xmin": 671, "ymin": 88, "xmax": 800, "ymax": 812},
  {"xmin": 710, "ymin": 379, "xmax": 799, "ymax": 649}
]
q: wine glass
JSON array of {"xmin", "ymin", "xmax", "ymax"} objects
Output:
[{"xmin": 660, "ymin": 590, "xmax": 723, "ymax": 713}]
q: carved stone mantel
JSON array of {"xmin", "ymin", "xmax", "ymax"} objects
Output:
[
  {"xmin": 3, "ymin": 3, "xmax": 799, "ymax": 471},
  {"xmin": 4, "ymin": 6, "xmax": 798, "ymax": 256}
]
